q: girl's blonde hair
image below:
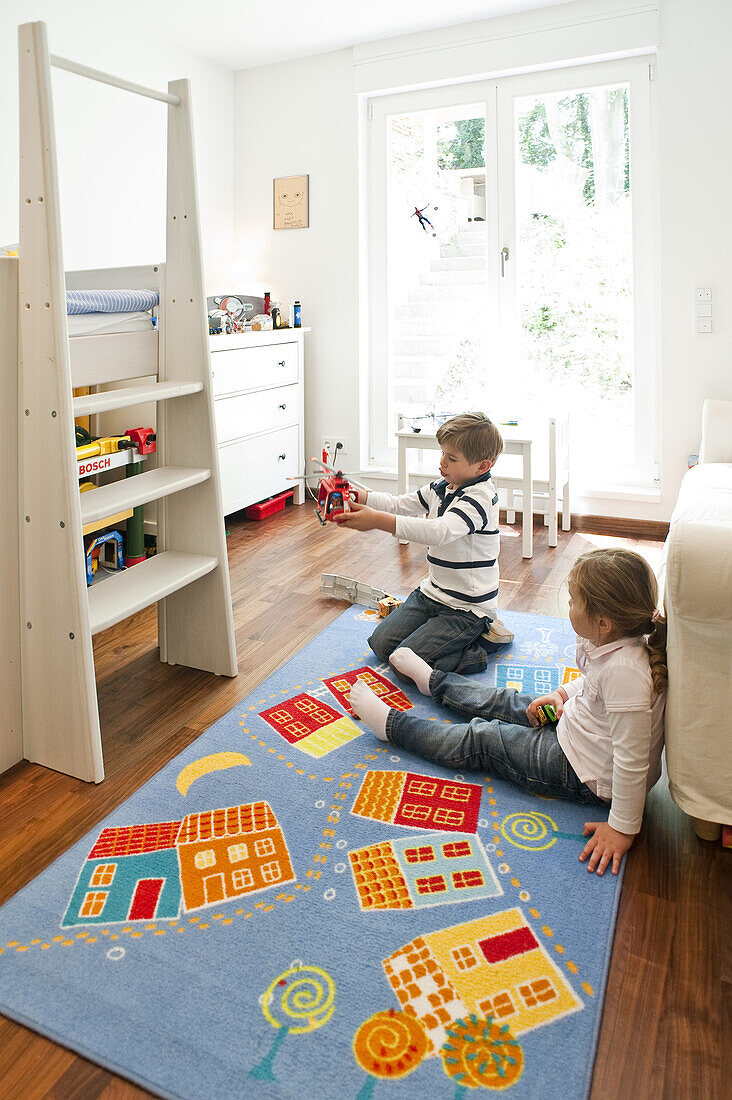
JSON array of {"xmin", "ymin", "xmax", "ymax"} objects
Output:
[{"xmin": 568, "ymin": 548, "xmax": 668, "ymax": 693}]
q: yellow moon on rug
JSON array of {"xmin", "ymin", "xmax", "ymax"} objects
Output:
[{"xmin": 176, "ymin": 752, "xmax": 252, "ymax": 795}]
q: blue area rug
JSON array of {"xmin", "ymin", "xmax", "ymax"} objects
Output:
[{"xmin": 0, "ymin": 608, "xmax": 622, "ymax": 1099}]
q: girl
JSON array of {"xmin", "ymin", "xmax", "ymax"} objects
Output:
[{"xmin": 350, "ymin": 548, "xmax": 667, "ymax": 877}]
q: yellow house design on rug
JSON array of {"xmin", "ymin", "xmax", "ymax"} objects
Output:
[{"xmin": 383, "ymin": 907, "xmax": 582, "ymax": 1054}]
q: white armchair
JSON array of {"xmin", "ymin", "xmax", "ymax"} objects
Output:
[{"xmin": 663, "ymin": 399, "xmax": 732, "ymax": 839}]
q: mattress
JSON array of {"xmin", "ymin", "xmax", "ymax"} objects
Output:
[
  {"xmin": 66, "ymin": 289, "xmax": 159, "ymax": 314},
  {"xmin": 68, "ymin": 311, "xmax": 155, "ymax": 337}
]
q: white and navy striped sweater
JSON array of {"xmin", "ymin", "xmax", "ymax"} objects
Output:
[{"xmin": 368, "ymin": 470, "xmax": 500, "ymax": 619}]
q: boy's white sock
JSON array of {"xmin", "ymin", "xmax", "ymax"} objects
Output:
[
  {"xmin": 350, "ymin": 680, "xmax": 389, "ymax": 741},
  {"xmin": 389, "ymin": 648, "xmax": 433, "ymax": 696}
]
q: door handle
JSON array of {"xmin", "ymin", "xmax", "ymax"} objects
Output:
[
  {"xmin": 279, "ymin": 403, "xmax": 287, "ymax": 410},
  {"xmin": 500, "ymin": 246, "xmax": 510, "ymax": 277},
  {"xmin": 278, "ymin": 453, "xmax": 286, "ymax": 461}
]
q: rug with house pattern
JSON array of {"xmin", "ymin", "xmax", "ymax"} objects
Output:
[{"xmin": 0, "ymin": 607, "xmax": 622, "ymax": 1099}]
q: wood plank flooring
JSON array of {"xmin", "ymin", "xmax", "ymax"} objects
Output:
[{"xmin": 0, "ymin": 504, "xmax": 728, "ymax": 1099}]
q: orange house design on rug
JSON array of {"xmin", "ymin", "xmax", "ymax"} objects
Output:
[
  {"xmin": 177, "ymin": 802, "xmax": 295, "ymax": 910},
  {"xmin": 383, "ymin": 907, "xmax": 582, "ymax": 1054}
]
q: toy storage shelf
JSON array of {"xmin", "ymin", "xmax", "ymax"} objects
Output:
[
  {"xmin": 73, "ymin": 380, "xmax": 203, "ymax": 415},
  {"xmin": 88, "ymin": 551, "xmax": 218, "ymax": 634},
  {"xmin": 80, "ymin": 466, "xmax": 211, "ymax": 525}
]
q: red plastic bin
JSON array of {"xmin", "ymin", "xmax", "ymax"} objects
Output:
[{"xmin": 244, "ymin": 489, "xmax": 293, "ymax": 520}]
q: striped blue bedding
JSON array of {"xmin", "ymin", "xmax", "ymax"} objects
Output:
[{"xmin": 66, "ymin": 289, "xmax": 159, "ymax": 315}]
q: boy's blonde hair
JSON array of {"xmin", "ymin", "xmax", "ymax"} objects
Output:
[
  {"xmin": 436, "ymin": 412, "xmax": 503, "ymax": 465},
  {"xmin": 568, "ymin": 548, "xmax": 668, "ymax": 693}
]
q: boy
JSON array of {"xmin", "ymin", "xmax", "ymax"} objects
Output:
[{"xmin": 334, "ymin": 412, "xmax": 510, "ymax": 674}]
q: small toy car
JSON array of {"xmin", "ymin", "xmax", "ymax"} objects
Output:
[
  {"xmin": 535, "ymin": 703, "xmax": 558, "ymax": 725},
  {"xmin": 378, "ymin": 596, "xmax": 402, "ymax": 618}
]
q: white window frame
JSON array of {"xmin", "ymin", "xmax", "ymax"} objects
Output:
[
  {"xmin": 368, "ymin": 80, "xmax": 499, "ymax": 468},
  {"xmin": 496, "ymin": 57, "xmax": 659, "ymax": 490},
  {"xmin": 367, "ymin": 56, "xmax": 658, "ymax": 492}
]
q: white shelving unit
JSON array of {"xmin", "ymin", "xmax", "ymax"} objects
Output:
[{"xmin": 2, "ymin": 21, "xmax": 238, "ymax": 783}]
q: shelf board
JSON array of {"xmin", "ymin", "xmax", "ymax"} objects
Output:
[
  {"xmin": 88, "ymin": 551, "xmax": 218, "ymax": 635},
  {"xmin": 73, "ymin": 380, "xmax": 203, "ymax": 415},
  {"xmin": 80, "ymin": 466, "xmax": 211, "ymax": 525}
]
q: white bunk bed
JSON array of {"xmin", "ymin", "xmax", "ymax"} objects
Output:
[{"xmin": 1, "ymin": 22, "xmax": 237, "ymax": 783}]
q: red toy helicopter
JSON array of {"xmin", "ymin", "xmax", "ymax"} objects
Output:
[
  {"xmin": 312, "ymin": 448, "xmax": 368, "ymax": 525},
  {"xmin": 288, "ymin": 445, "xmax": 371, "ymax": 524}
]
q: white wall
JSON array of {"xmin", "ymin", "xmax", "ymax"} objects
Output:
[
  {"xmin": 0, "ymin": 2, "xmax": 234, "ymax": 290},
  {"xmin": 232, "ymin": 0, "xmax": 732, "ymax": 521},
  {"xmin": 234, "ymin": 50, "xmax": 360, "ymax": 470},
  {"xmin": 656, "ymin": 0, "xmax": 732, "ymax": 518}
]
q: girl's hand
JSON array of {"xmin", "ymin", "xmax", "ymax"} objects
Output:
[
  {"xmin": 332, "ymin": 501, "xmax": 395, "ymax": 534},
  {"xmin": 526, "ymin": 691, "xmax": 564, "ymax": 727},
  {"xmin": 579, "ymin": 822, "xmax": 635, "ymax": 875}
]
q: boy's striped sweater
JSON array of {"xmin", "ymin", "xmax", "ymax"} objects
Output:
[{"xmin": 368, "ymin": 470, "xmax": 500, "ymax": 619}]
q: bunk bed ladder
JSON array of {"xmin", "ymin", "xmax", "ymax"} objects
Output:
[
  {"xmin": 18, "ymin": 22, "xmax": 237, "ymax": 783},
  {"xmin": 156, "ymin": 78, "xmax": 237, "ymax": 676}
]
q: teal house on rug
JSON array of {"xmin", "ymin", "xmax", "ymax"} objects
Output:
[
  {"xmin": 350, "ymin": 832, "xmax": 503, "ymax": 911},
  {"xmin": 496, "ymin": 664, "xmax": 560, "ymax": 694},
  {"xmin": 391, "ymin": 833, "xmax": 503, "ymax": 907},
  {"xmin": 62, "ymin": 820, "xmax": 183, "ymax": 928}
]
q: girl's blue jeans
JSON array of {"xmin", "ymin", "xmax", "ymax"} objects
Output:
[{"xmin": 385, "ymin": 671, "xmax": 608, "ymax": 807}]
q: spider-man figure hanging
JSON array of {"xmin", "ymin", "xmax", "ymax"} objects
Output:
[{"xmin": 412, "ymin": 203, "xmax": 438, "ymax": 237}]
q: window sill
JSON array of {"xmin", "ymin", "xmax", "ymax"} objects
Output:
[{"xmin": 574, "ymin": 485, "xmax": 662, "ymax": 504}]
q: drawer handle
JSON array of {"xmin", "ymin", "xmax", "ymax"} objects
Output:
[
  {"xmin": 279, "ymin": 403, "xmax": 287, "ymax": 410},
  {"xmin": 277, "ymin": 360, "xmax": 286, "ymax": 367},
  {"xmin": 278, "ymin": 453, "xmax": 287, "ymax": 461}
]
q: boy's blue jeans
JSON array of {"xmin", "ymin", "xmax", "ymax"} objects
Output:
[
  {"xmin": 385, "ymin": 671, "xmax": 608, "ymax": 807},
  {"xmin": 368, "ymin": 587, "xmax": 492, "ymax": 675}
]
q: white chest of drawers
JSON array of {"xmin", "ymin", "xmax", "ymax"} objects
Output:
[{"xmin": 209, "ymin": 329, "xmax": 306, "ymax": 515}]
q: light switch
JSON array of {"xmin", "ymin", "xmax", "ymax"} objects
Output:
[
  {"xmin": 697, "ymin": 302, "xmax": 712, "ymax": 317},
  {"xmin": 695, "ymin": 287, "xmax": 712, "ymax": 301},
  {"xmin": 696, "ymin": 317, "xmax": 713, "ymax": 333}
]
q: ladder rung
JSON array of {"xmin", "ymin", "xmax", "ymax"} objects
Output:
[
  {"xmin": 88, "ymin": 551, "xmax": 218, "ymax": 635},
  {"xmin": 73, "ymin": 380, "xmax": 203, "ymax": 415},
  {"xmin": 80, "ymin": 466, "xmax": 211, "ymax": 525}
]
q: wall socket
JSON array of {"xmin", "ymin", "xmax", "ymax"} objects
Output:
[{"xmin": 321, "ymin": 437, "xmax": 348, "ymax": 460}]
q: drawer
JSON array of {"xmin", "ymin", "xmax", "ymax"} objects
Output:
[
  {"xmin": 215, "ymin": 384, "xmax": 298, "ymax": 445},
  {"xmin": 211, "ymin": 342, "xmax": 298, "ymax": 396},
  {"xmin": 218, "ymin": 424, "xmax": 300, "ymax": 515}
]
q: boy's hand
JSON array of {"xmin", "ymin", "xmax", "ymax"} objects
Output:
[
  {"xmin": 579, "ymin": 822, "xmax": 635, "ymax": 875},
  {"xmin": 526, "ymin": 690, "xmax": 565, "ymax": 727},
  {"xmin": 332, "ymin": 501, "xmax": 396, "ymax": 535}
]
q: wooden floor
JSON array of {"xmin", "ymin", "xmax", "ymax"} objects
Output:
[{"xmin": 0, "ymin": 504, "xmax": 728, "ymax": 1099}]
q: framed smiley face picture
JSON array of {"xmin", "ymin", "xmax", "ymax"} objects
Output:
[{"xmin": 273, "ymin": 174, "xmax": 309, "ymax": 229}]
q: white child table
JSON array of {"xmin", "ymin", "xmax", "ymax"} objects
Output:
[{"xmin": 395, "ymin": 417, "xmax": 570, "ymax": 559}]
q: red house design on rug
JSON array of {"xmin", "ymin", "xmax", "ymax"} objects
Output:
[
  {"xmin": 259, "ymin": 693, "xmax": 362, "ymax": 757},
  {"xmin": 351, "ymin": 770, "xmax": 482, "ymax": 833},
  {"xmin": 322, "ymin": 667, "xmax": 413, "ymax": 717}
]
